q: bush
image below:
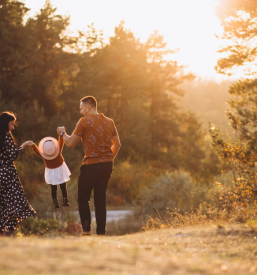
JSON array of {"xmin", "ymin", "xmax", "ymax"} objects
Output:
[
  {"xmin": 18, "ymin": 213, "xmax": 83, "ymax": 236},
  {"xmin": 62, "ymin": 220, "xmax": 82, "ymax": 236},
  {"xmin": 107, "ymin": 161, "xmax": 158, "ymax": 206},
  {"xmin": 19, "ymin": 217, "xmax": 60, "ymax": 236},
  {"xmin": 135, "ymin": 170, "xmax": 208, "ymax": 217},
  {"xmin": 141, "ymin": 178, "xmax": 257, "ymax": 231}
]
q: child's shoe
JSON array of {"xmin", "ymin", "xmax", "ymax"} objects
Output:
[
  {"xmin": 81, "ymin": 231, "xmax": 91, "ymax": 236},
  {"xmin": 62, "ymin": 198, "xmax": 71, "ymax": 207},
  {"xmin": 53, "ymin": 199, "xmax": 60, "ymax": 209}
]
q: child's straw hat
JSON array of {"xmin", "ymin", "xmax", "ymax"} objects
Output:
[{"xmin": 38, "ymin": 137, "xmax": 60, "ymax": 160}]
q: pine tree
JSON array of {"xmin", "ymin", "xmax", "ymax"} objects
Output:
[
  {"xmin": 25, "ymin": 0, "xmax": 77, "ymax": 116},
  {"xmin": 210, "ymin": 1, "xmax": 257, "ymax": 189},
  {"xmin": 0, "ymin": 0, "xmax": 30, "ymax": 102},
  {"xmin": 216, "ymin": 0, "xmax": 257, "ymax": 75},
  {"xmin": 215, "ymin": 0, "xmax": 257, "ymax": 153}
]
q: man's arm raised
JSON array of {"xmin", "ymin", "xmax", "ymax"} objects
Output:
[{"xmin": 57, "ymin": 127, "xmax": 80, "ymax": 148}]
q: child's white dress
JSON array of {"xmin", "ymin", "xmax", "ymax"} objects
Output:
[
  {"xmin": 32, "ymin": 136, "xmax": 71, "ymax": 185},
  {"xmin": 45, "ymin": 162, "xmax": 71, "ymax": 185}
]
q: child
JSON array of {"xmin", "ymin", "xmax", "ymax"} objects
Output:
[{"xmin": 32, "ymin": 136, "xmax": 71, "ymax": 209}]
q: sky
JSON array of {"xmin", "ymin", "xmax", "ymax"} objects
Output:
[{"xmin": 22, "ymin": 0, "xmax": 227, "ymax": 80}]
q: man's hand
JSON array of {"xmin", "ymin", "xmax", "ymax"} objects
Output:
[
  {"xmin": 57, "ymin": 126, "xmax": 65, "ymax": 135},
  {"xmin": 56, "ymin": 126, "xmax": 80, "ymax": 148}
]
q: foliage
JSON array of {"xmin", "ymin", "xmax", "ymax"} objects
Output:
[
  {"xmin": 19, "ymin": 214, "xmax": 83, "ymax": 236},
  {"xmin": 142, "ymin": 202, "xmax": 257, "ymax": 230},
  {"xmin": 181, "ymin": 80, "xmax": 233, "ymax": 131},
  {"xmin": 215, "ymin": 0, "xmax": 257, "ymax": 75},
  {"xmin": 62, "ymin": 220, "xmax": 82, "ymax": 236},
  {"xmin": 135, "ymin": 170, "xmax": 208, "ymax": 217},
  {"xmin": 211, "ymin": 181, "xmax": 257, "ymax": 221},
  {"xmin": 181, "ymin": 0, "xmax": 257, "ymax": 230},
  {"xmin": 214, "ymin": 1, "xmax": 257, "ymax": 167},
  {"xmin": 107, "ymin": 161, "xmax": 159, "ymax": 205},
  {"xmin": 143, "ymin": 181, "xmax": 257, "ymax": 230},
  {"xmin": 210, "ymin": 128, "xmax": 257, "ymax": 182},
  {"xmin": 205, "ymin": 122, "xmax": 257, "ymax": 228},
  {"xmin": 19, "ymin": 217, "xmax": 60, "ymax": 236},
  {"xmin": 142, "ymin": 128, "xmax": 257, "ymax": 230},
  {"xmin": 0, "ymin": 0, "xmax": 221, "ymax": 204}
]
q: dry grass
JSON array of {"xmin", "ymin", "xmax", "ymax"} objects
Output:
[
  {"xmin": 142, "ymin": 205, "xmax": 257, "ymax": 231},
  {"xmin": 0, "ymin": 224, "xmax": 257, "ymax": 275}
]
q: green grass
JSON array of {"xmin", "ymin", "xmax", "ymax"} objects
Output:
[{"xmin": 1, "ymin": 224, "xmax": 257, "ymax": 275}]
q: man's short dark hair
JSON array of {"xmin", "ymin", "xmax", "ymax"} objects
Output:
[{"xmin": 80, "ymin": 96, "xmax": 97, "ymax": 108}]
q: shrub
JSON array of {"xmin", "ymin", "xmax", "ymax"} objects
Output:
[
  {"xmin": 19, "ymin": 217, "xmax": 60, "ymax": 236},
  {"xmin": 62, "ymin": 220, "xmax": 82, "ymax": 236},
  {"xmin": 107, "ymin": 161, "xmax": 158, "ymax": 206},
  {"xmin": 135, "ymin": 170, "xmax": 208, "ymax": 217},
  {"xmin": 142, "ymin": 179, "xmax": 257, "ymax": 231}
]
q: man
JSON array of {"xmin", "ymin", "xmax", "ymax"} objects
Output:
[{"xmin": 57, "ymin": 96, "xmax": 121, "ymax": 235}]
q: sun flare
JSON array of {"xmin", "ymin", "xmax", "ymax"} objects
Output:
[{"xmin": 24, "ymin": 0, "xmax": 224, "ymax": 78}]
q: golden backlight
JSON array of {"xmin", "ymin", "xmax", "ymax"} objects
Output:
[{"xmin": 24, "ymin": 0, "xmax": 225, "ymax": 79}]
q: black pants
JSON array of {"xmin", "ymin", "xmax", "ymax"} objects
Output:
[
  {"xmin": 51, "ymin": 183, "xmax": 68, "ymax": 200},
  {"xmin": 78, "ymin": 162, "xmax": 113, "ymax": 235}
]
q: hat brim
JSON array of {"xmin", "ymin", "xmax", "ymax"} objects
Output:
[{"xmin": 38, "ymin": 137, "xmax": 60, "ymax": 160}]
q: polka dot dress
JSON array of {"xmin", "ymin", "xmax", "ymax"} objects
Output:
[{"xmin": 0, "ymin": 131, "xmax": 36, "ymax": 232}]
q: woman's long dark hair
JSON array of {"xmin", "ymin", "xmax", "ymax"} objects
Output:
[{"xmin": 0, "ymin": 112, "xmax": 16, "ymax": 151}]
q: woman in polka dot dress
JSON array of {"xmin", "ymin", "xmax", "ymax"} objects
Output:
[{"xmin": 0, "ymin": 112, "xmax": 36, "ymax": 236}]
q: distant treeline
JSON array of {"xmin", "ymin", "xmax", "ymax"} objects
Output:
[{"xmin": 181, "ymin": 80, "xmax": 234, "ymax": 133}]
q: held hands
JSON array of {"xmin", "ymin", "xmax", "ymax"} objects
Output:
[
  {"xmin": 21, "ymin": 140, "xmax": 33, "ymax": 149},
  {"xmin": 57, "ymin": 126, "xmax": 65, "ymax": 135}
]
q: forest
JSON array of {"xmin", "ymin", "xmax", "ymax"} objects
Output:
[
  {"xmin": 2, "ymin": 1, "xmax": 257, "ymax": 274},
  {"xmin": 1, "ymin": 0, "xmax": 256, "ymax": 219}
]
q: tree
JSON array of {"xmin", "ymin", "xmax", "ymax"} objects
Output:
[
  {"xmin": 75, "ymin": 22, "xmax": 151, "ymax": 159},
  {"xmin": 145, "ymin": 32, "xmax": 195, "ymax": 159},
  {"xmin": 74, "ymin": 23, "xmax": 210, "ymax": 180},
  {"xmin": 0, "ymin": 0, "xmax": 30, "ymax": 102},
  {"xmin": 215, "ymin": 0, "xmax": 257, "ymax": 75},
  {"xmin": 209, "ymin": 1, "xmax": 257, "ymax": 192},
  {"xmin": 25, "ymin": 0, "xmax": 78, "ymax": 116},
  {"xmin": 215, "ymin": 1, "xmax": 257, "ymax": 154}
]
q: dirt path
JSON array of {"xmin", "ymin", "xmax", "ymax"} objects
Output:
[{"xmin": 0, "ymin": 224, "xmax": 257, "ymax": 275}]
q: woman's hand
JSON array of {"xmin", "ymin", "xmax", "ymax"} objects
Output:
[{"xmin": 21, "ymin": 141, "xmax": 33, "ymax": 149}]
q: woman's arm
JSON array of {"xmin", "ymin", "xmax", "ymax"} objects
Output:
[{"xmin": 4, "ymin": 132, "xmax": 32, "ymax": 161}]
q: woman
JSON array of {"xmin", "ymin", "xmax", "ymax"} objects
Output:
[{"xmin": 0, "ymin": 112, "xmax": 36, "ymax": 236}]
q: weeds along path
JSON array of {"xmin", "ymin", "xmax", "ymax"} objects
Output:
[{"xmin": 0, "ymin": 225, "xmax": 257, "ymax": 275}]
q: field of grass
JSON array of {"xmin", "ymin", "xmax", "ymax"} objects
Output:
[{"xmin": 0, "ymin": 224, "xmax": 257, "ymax": 275}]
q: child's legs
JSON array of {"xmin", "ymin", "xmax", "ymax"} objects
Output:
[
  {"xmin": 59, "ymin": 182, "xmax": 68, "ymax": 198},
  {"xmin": 51, "ymin": 185, "xmax": 57, "ymax": 200}
]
